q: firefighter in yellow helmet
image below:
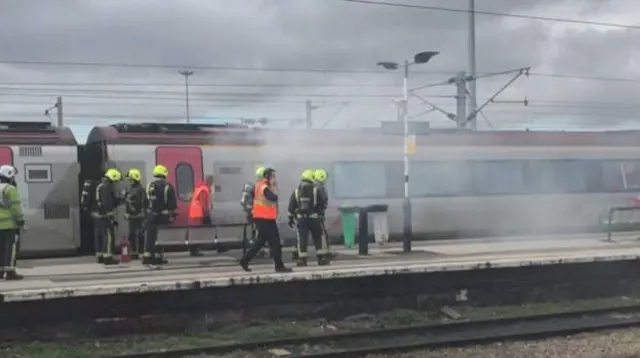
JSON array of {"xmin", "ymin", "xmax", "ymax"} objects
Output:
[
  {"xmin": 124, "ymin": 169, "xmax": 147, "ymax": 259},
  {"xmin": 144, "ymin": 164, "xmax": 177, "ymax": 266},
  {"xmin": 313, "ymin": 169, "xmax": 334, "ymax": 258},
  {"xmin": 288, "ymin": 169, "xmax": 330, "ymax": 267},
  {"xmin": 94, "ymin": 168, "xmax": 122, "ymax": 265}
]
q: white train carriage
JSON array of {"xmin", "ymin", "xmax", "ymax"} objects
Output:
[
  {"xmin": 0, "ymin": 121, "xmax": 80, "ymax": 255},
  {"xmin": 81, "ymin": 123, "xmax": 640, "ymax": 250}
]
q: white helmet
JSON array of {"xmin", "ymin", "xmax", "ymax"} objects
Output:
[{"xmin": 0, "ymin": 165, "xmax": 17, "ymax": 179}]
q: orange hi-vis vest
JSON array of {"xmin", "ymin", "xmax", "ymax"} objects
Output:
[
  {"xmin": 252, "ymin": 179, "xmax": 277, "ymax": 220},
  {"xmin": 188, "ymin": 184, "xmax": 211, "ymax": 219}
]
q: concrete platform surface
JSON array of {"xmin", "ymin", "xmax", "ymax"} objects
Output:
[{"xmin": 2, "ymin": 232, "xmax": 640, "ymax": 303}]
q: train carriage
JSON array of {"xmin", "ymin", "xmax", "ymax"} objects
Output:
[
  {"xmin": 0, "ymin": 121, "xmax": 79, "ymax": 255},
  {"xmin": 82, "ymin": 123, "xmax": 640, "ymax": 252}
]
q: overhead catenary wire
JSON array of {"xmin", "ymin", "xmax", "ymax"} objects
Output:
[{"xmin": 338, "ymin": 0, "xmax": 640, "ymax": 30}]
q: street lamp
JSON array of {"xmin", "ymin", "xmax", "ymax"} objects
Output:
[
  {"xmin": 178, "ymin": 70, "xmax": 194, "ymax": 123},
  {"xmin": 377, "ymin": 51, "xmax": 439, "ymax": 253}
]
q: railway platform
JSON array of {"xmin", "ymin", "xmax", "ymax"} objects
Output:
[{"xmin": 2, "ymin": 232, "xmax": 640, "ymax": 303}]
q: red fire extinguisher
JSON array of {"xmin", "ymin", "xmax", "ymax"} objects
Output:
[{"xmin": 120, "ymin": 236, "xmax": 131, "ymax": 263}]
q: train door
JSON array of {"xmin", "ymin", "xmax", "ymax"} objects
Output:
[
  {"xmin": 155, "ymin": 146, "xmax": 203, "ymax": 225},
  {"xmin": 0, "ymin": 147, "xmax": 13, "ymax": 167}
]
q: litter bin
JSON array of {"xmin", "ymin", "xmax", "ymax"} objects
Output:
[
  {"xmin": 338, "ymin": 206, "xmax": 358, "ymax": 249},
  {"xmin": 368, "ymin": 204, "xmax": 389, "ymax": 245}
]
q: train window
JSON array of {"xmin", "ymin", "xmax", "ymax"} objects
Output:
[
  {"xmin": 410, "ymin": 161, "xmax": 471, "ymax": 196},
  {"xmin": 24, "ymin": 164, "xmax": 52, "ymax": 183},
  {"xmin": 602, "ymin": 161, "xmax": 640, "ymax": 191},
  {"xmin": 175, "ymin": 163, "xmax": 194, "ymax": 202},
  {"xmin": 472, "ymin": 160, "xmax": 529, "ymax": 195},
  {"xmin": 333, "ymin": 162, "xmax": 386, "ymax": 198},
  {"xmin": 218, "ymin": 166, "xmax": 242, "ymax": 175},
  {"xmin": 533, "ymin": 160, "xmax": 589, "ymax": 194}
]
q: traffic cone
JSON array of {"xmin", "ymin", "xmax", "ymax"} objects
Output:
[{"xmin": 120, "ymin": 236, "xmax": 132, "ymax": 263}]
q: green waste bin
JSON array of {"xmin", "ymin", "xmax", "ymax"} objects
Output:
[{"xmin": 339, "ymin": 206, "xmax": 359, "ymax": 249}]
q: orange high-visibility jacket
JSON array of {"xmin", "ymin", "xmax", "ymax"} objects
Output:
[
  {"xmin": 188, "ymin": 183, "xmax": 211, "ymax": 220},
  {"xmin": 252, "ymin": 180, "xmax": 277, "ymax": 220}
]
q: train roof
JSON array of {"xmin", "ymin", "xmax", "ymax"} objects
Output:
[
  {"xmin": 84, "ymin": 122, "xmax": 640, "ymax": 147},
  {"xmin": 0, "ymin": 121, "xmax": 76, "ymax": 145}
]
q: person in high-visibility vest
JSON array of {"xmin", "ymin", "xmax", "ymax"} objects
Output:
[
  {"xmin": 0, "ymin": 165, "xmax": 24, "ymax": 280},
  {"xmin": 187, "ymin": 175, "xmax": 213, "ymax": 257},
  {"xmin": 240, "ymin": 166, "xmax": 269, "ymax": 258},
  {"xmin": 239, "ymin": 168, "xmax": 292, "ymax": 273}
]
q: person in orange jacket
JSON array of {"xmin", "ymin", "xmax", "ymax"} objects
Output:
[{"xmin": 188, "ymin": 175, "xmax": 227, "ymax": 255}]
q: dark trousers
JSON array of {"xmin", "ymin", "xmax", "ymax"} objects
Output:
[
  {"xmin": 94, "ymin": 218, "xmax": 116, "ymax": 258},
  {"xmin": 244, "ymin": 217, "xmax": 269, "ymax": 255},
  {"xmin": 296, "ymin": 218, "xmax": 328, "ymax": 260},
  {"xmin": 241, "ymin": 219, "xmax": 284, "ymax": 269},
  {"xmin": 145, "ymin": 215, "xmax": 169, "ymax": 258},
  {"xmin": 0, "ymin": 229, "xmax": 18, "ymax": 275},
  {"xmin": 127, "ymin": 218, "xmax": 145, "ymax": 255}
]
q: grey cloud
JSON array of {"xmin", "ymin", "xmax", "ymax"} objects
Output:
[{"xmin": 0, "ymin": 0, "xmax": 637, "ymax": 129}]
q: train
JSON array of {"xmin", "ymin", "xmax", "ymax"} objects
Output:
[{"xmin": 3, "ymin": 120, "xmax": 640, "ymax": 257}]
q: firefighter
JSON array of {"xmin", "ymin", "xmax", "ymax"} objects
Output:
[
  {"xmin": 144, "ymin": 164, "xmax": 177, "ymax": 266},
  {"xmin": 239, "ymin": 167, "xmax": 291, "ymax": 273},
  {"xmin": 240, "ymin": 166, "xmax": 269, "ymax": 258},
  {"xmin": 124, "ymin": 168, "xmax": 147, "ymax": 260},
  {"xmin": 0, "ymin": 165, "xmax": 24, "ymax": 280},
  {"xmin": 94, "ymin": 168, "xmax": 122, "ymax": 265},
  {"xmin": 313, "ymin": 169, "xmax": 334, "ymax": 258},
  {"xmin": 291, "ymin": 168, "xmax": 315, "ymax": 261},
  {"xmin": 288, "ymin": 169, "xmax": 330, "ymax": 267}
]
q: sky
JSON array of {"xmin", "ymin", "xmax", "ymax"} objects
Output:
[{"xmin": 1, "ymin": 0, "xmax": 640, "ymax": 135}]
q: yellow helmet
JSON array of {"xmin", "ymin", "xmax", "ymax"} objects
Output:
[
  {"xmin": 255, "ymin": 166, "xmax": 265, "ymax": 178},
  {"xmin": 126, "ymin": 168, "xmax": 142, "ymax": 182},
  {"xmin": 105, "ymin": 168, "xmax": 122, "ymax": 182},
  {"xmin": 153, "ymin": 164, "xmax": 169, "ymax": 177},
  {"xmin": 301, "ymin": 169, "xmax": 315, "ymax": 181},
  {"xmin": 314, "ymin": 169, "xmax": 328, "ymax": 183}
]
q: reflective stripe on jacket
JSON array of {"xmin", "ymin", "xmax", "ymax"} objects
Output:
[{"xmin": 252, "ymin": 180, "xmax": 277, "ymax": 220}]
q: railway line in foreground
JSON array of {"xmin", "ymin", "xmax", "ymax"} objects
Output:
[{"xmin": 115, "ymin": 305, "xmax": 640, "ymax": 358}]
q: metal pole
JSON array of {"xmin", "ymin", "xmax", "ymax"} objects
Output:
[
  {"xmin": 56, "ymin": 96, "xmax": 63, "ymax": 127},
  {"xmin": 468, "ymin": 0, "xmax": 477, "ymax": 130},
  {"xmin": 402, "ymin": 60, "xmax": 412, "ymax": 253},
  {"xmin": 456, "ymin": 71, "xmax": 467, "ymax": 129},
  {"xmin": 184, "ymin": 74, "xmax": 191, "ymax": 124},
  {"xmin": 179, "ymin": 70, "xmax": 193, "ymax": 123}
]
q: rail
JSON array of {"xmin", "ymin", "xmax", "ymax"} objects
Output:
[
  {"xmin": 606, "ymin": 206, "xmax": 640, "ymax": 242},
  {"xmin": 113, "ymin": 304, "xmax": 640, "ymax": 358}
]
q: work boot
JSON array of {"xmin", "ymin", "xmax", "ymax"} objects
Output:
[
  {"xmin": 275, "ymin": 266, "xmax": 292, "ymax": 273},
  {"xmin": 103, "ymin": 257, "xmax": 119, "ymax": 265},
  {"xmin": 296, "ymin": 258, "xmax": 308, "ymax": 267},
  {"xmin": 153, "ymin": 257, "xmax": 168, "ymax": 265},
  {"xmin": 190, "ymin": 248, "xmax": 204, "ymax": 257},
  {"xmin": 96, "ymin": 256, "xmax": 104, "ymax": 264},
  {"xmin": 5, "ymin": 271, "xmax": 23, "ymax": 280},
  {"xmin": 239, "ymin": 260, "xmax": 252, "ymax": 272}
]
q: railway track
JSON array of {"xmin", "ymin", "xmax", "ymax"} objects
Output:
[{"xmin": 115, "ymin": 304, "xmax": 640, "ymax": 358}]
